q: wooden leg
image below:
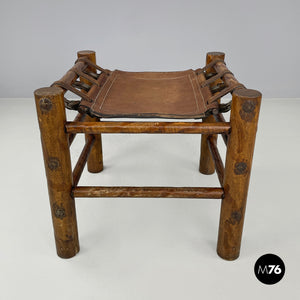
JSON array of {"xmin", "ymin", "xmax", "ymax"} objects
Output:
[
  {"xmin": 199, "ymin": 115, "xmax": 216, "ymax": 174},
  {"xmin": 217, "ymin": 89, "xmax": 262, "ymax": 260},
  {"xmin": 85, "ymin": 115, "xmax": 103, "ymax": 173},
  {"xmin": 77, "ymin": 50, "xmax": 103, "ymax": 173},
  {"xmin": 199, "ymin": 52, "xmax": 225, "ymax": 174},
  {"xmin": 34, "ymin": 87, "xmax": 79, "ymax": 258}
]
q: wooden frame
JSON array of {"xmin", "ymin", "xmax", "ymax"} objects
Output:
[{"xmin": 34, "ymin": 51, "xmax": 261, "ymax": 260}]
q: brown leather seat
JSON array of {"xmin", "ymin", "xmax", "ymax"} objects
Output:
[{"xmin": 79, "ymin": 69, "xmax": 217, "ymax": 119}]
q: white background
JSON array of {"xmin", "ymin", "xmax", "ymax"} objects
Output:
[
  {"xmin": 0, "ymin": 0, "xmax": 300, "ymax": 299},
  {"xmin": 0, "ymin": 0, "xmax": 299, "ymax": 98}
]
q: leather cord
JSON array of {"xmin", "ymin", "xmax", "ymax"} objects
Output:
[{"xmin": 73, "ymin": 69, "xmax": 100, "ymax": 86}]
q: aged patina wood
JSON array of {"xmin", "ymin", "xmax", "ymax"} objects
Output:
[
  {"xmin": 34, "ymin": 86, "xmax": 79, "ymax": 258},
  {"xmin": 77, "ymin": 50, "xmax": 104, "ymax": 173},
  {"xmin": 72, "ymin": 135, "xmax": 95, "ymax": 187},
  {"xmin": 213, "ymin": 112, "xmax": 228, "ymax": 145},
  {"xmin": 207, "ymin": 135, "xmax": 225, "ymax": 185},
  {"xmin": 65, "ymin": 121, "xmax": 230, "ymax": 134},
  {"xmin": 73, "ymin": 186, "xmax": 224, "ymax": 199},
  {"xmin": 217, "ymin": 88, "xmax": 262, "ymax": 260},
  {"xmin": 68, "ymin": 112, "xmax": 87, "ymax": 146},
  {"xmin": 199, "ymin": 52, "xmax": 225, "ymax": 175}
]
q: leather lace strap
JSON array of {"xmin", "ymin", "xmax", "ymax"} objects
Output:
[
  {"xmin": 195, "ymin": 59, "xmax": 245, "ymax": 110},
  {"xmin": 73, "ymin": 69, "xmax": 100, "ymax": 86},
  {"xmin": 52, "ymin": 58, "xmax": 111, "ymax": 110},
  {"xmin": 64, "ymin": 98, "xmax": 80, "ymax": 110},
  {"xmin": 218, "ymin": 101, "xmax": 232, "ymax": 113},
  {"xmin": 208, "ymin": 83, "xmax": 245, "ymax": 104},
  {"xmin": 52, "ymin": 80, "xmax": 94, "ymax": 103}
]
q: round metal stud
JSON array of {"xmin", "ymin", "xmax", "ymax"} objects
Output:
[
  {"xmin": 234, "ymin": 162, "xmax": 248, "ymax": 175},
  {"xmin": 39, "ymin": 98, "xmax": 53, "ymax": 112},
  {"xmin": 48, "ymin": 157, "xmax": 60, "ymax": 171}
]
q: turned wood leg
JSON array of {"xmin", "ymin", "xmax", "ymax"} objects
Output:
[
  {"xmin": 217, "ymin": 89, "xmax": 262, "ymax": 260},
  {"xmin": 34, "ymin": 87, "xmax": 79, "ymax": 258},
  {"xmin": 77, "ymin": 50, "xmax": 103, "ymax": 173}
]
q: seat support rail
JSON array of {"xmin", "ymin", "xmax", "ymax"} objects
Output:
[{"xmin": 66, "ymin": 121, "xmax": 231, "ymax": 134}]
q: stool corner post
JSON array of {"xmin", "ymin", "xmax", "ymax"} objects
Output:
[
  {"xmin": 217, "ymin": 88, "xmax": 262, "ymax": 260},
  {"xmin": 76, "ymin": 51, "xmax": 104, "ymax": 173},
  {"xmin": 206, "ymin": 51, "xmax": 225, "ymax": 63},
  {"xmin": 34, "ymin": 86, "xmax": 80, "ymax": 258},
  {"xmin": 199, "ymin": 52, "xmax": 226, "ymax": 175},
  {"xmin": 77, "ymin": 49, "xmax": 96, "ymax": 58}
]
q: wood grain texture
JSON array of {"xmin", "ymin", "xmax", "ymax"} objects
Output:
[
  {"xmin": 34, "ymin": 86, "xmax": 79, "ymax": 258},
  {"xmin": 77, "ymin": 51, "xmax": 103, "ymax": 173},
  {"xmin": 199, "ymin": 52, "xmax": 225, "ymax": 174},
  {"xmin": 68, "ymin": 112, "xmax": 87, "ymax": 146},
  {"xmin": 207, "ymin": 135, "xmax": 225, "ymax": 186},
  {"xmin": 213, "ymin": 113, "xmax": 228, "ymax": 145},
  {"xmin": 55, "ymin": 61, "xmax": 85, "ymax": 86},
  {"xmin": 72, "ymin": 135, "xmax": 95, "ymax": 187},
  {"xmin": 73, "ymin": 186, "xmax": 224, "ymax": 199},
  {"xmin": 217, "ymin": 88, "xmax": 262, "ymax": 260},
  {"xmin": 65, "ymin": 121, "xmax": 230, "ymax": 134},
  {"xmin": 213, "ymin": 60, "xmax": 241, "ymax": 90}
]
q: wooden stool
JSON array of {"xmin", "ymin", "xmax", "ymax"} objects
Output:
[{"xmin": 34, "ymin": 50, "xmax": 261, "ymax": 260}]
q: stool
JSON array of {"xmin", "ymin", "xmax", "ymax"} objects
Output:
[{"xmin": 34, "ymin": 50, "xmax": 261, "ymax": 260}]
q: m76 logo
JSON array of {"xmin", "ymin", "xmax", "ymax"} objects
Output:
[
  {"xmin": 254, "ymin": 254, "xmax": 285, "ymax": 284},
  {"xmin": 257, "ymin": 264, "xmax": 282, "ymax": 275}
]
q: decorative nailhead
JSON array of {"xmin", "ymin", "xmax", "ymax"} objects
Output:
[
  {"xmin": 242, "ymin": 100, "xmax": 256, "ymax": 113},
  {"xmin": 53, "ymin": 203, "xmax": 66, "ymax": 219},
  {"xmin": 234, "ymin": 162, "xmax": 247, "ymax": 175},
  {"xmin": 39, "ymin": 98, "xmax": 53, "ymax": 112},
  {"xmin": 48, "ymin": 157, "xmax": 60, "ymax": 171}
]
